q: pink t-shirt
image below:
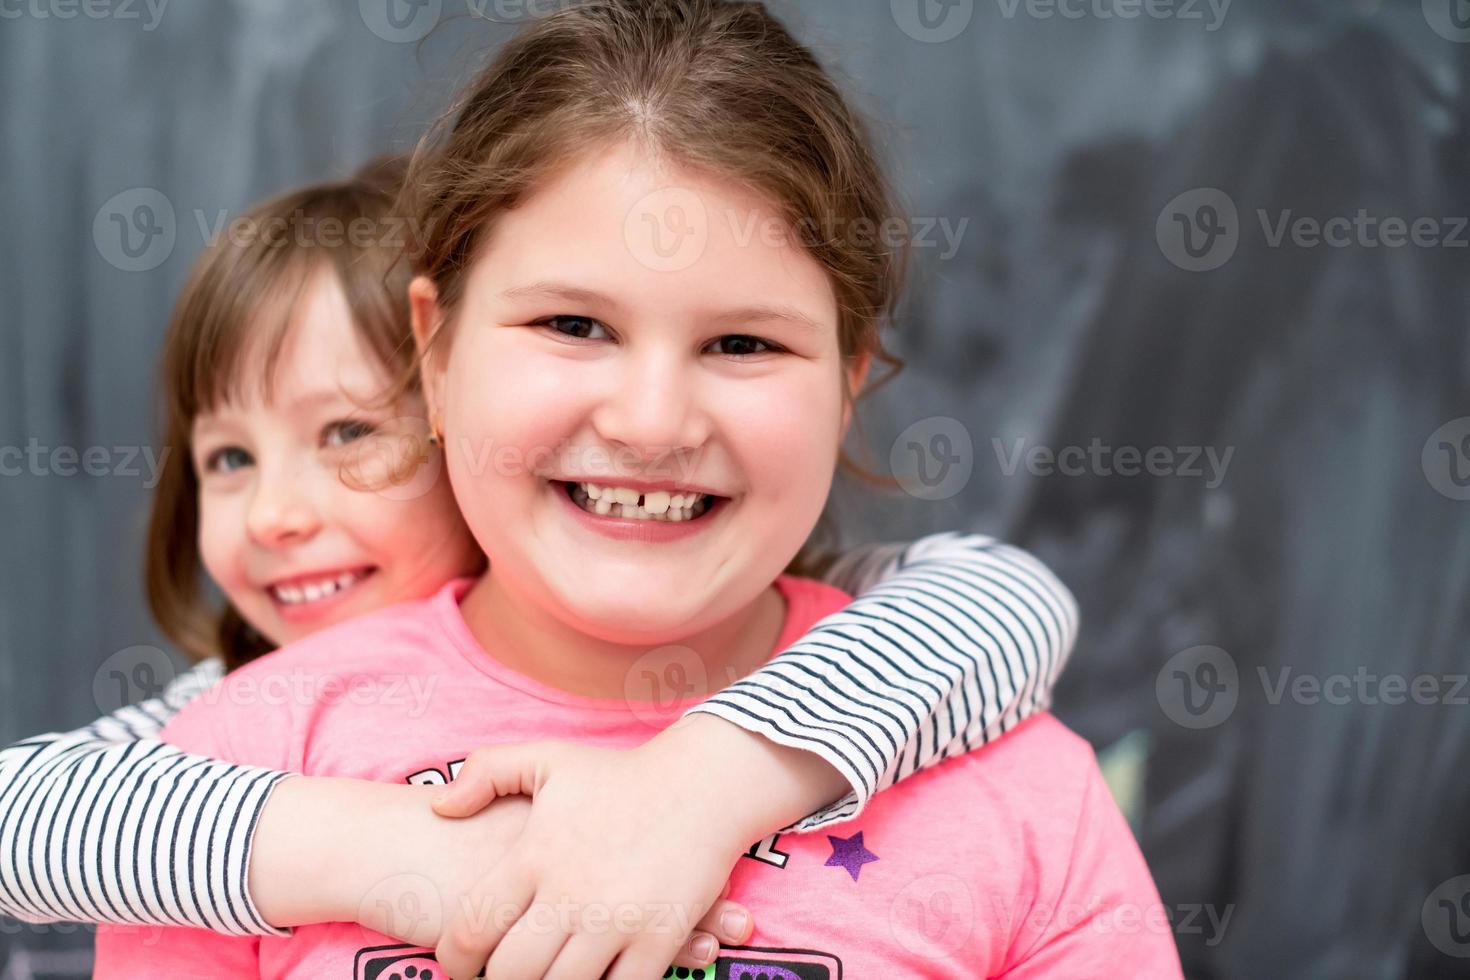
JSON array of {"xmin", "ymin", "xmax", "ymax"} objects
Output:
[{"xmin": 95, "ymin": 575, "xmax": 1182, "ymax": 978}]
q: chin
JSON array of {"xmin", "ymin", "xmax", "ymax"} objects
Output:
[{"xmin": 558, "ymin": 590, "xmax": 706, "ymax": 645}]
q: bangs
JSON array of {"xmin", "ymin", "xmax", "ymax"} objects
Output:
[
  {"xmin": 176, "ymin": 250, "xmax": 318, "ymax": 419},
  {"xmin": 161, "ymin": 175, "xmax": 417, "ymax": 429}
]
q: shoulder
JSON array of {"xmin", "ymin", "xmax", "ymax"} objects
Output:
[
  {"xmin": 775, "ymin": 573, "xmax": 853, "ymax": 622},
  {"xmin": 160, "ymin": 579, "xmax": 470, "ymax": 764},
  {"xmin": 864, "ymin": 713, "xmax": 1106, "ymax": 832}
]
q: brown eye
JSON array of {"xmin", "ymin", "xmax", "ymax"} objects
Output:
[
  {"xmin": 537, "ymin": 315, "xmax": 611, "ymax": 341},
  {"xmin": 707, "ymin": 334, "xmax": 778, "ymax": 357}
]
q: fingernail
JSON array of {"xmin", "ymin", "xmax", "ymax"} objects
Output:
[
  {"xmin": 721, "ymin": 909, "xmax": 748, "ymax": 938},
  {"xmin": 691, "ymin": 934, "xmax": 716, "ymax": 961}
]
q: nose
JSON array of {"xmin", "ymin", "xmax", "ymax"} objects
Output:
[
  {"xmin": 591, "ymin": 346, "xmax": 711, "ymax": 461},
  {"xmin": 245, "ymin": 462, "xmax": 323, "ymax": 548}
]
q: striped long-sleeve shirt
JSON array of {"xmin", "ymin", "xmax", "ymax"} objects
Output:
[{"xmin": 0, "ymin": 532, "xmax": 1076, "ymax": 936}]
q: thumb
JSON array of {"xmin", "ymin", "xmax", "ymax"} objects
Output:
[{"xmin": 431, "ymin": 741, "xmax": 560, "ymax": 818}]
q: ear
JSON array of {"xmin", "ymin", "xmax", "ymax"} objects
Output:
[
  {"xmin": 408, "ymin": 275, "xmax": 448, "ymax": 438},
  {"xmin": 839, "ymin": 351, "xmax": 873, "ymax": 438}
]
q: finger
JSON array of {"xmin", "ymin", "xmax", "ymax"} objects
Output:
[
  {"xmin": 718, "ymin": 878, "xmax": 732, "ymax": 900},
  {"xmin": 432, "ymin": 742, "xmax": 558, "ymax": 818},
  {"xmin": 434, "ymin": 863, "xmax": 535, "ymax": 980},
  {"xmin": 693, "ymin": 898, "xmax": 752, "ymax": 945},
  {"xmin": 543, "ymin": 930, "xmax": 622, "ymax": 980},
  {"xmin": 483, "ymin": 896, "xmax": 572, "ymax": 980},
  {"xmin": 604, "ymin": 940, "xmax": 685, "ymax": 980},
  {"xmin": 668, "ymin": 930, "xmax": 721, "ymax": 968}
]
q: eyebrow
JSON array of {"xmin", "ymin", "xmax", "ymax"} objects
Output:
[{"xmin": 499, "ymin": 280, "xmax": 826, "ymax": 333}]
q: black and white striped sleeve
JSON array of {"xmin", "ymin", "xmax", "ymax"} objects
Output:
[
  {"xmin": 685, "ymin": 531, "xmax": 1079, "ymax": 831},
  {"xmin": 0, "ymin": 657, "xmax": 293, "ymax": 936}
]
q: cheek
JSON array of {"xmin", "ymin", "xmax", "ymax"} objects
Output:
[
  {"xmin": 444, "ymin": 341, "xmax": 589, "ymax": 475},
  {"xmin": 727, "ymin": 373, "xmax": 845, "ymax": 495},
  {"xmin": 195, "ymin": 494, "xmax": 243, "ymax": 588}
]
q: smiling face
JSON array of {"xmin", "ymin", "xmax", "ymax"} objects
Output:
[
  {"xmin": 192, "ymin": 265, "xmax": 482, "ymax": 647},
  {"xmin": 414, "ymin": 140, "xmax": 869, "ymax": 649}
]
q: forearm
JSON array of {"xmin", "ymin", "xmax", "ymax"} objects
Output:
[
  {"xmin": 650, "ymin": 714, "xmax": 850, "ymax": 846},
  {"xmin": 687, "ymin": 532, "xmax": 1079, "ymax": 833},
  {"xmin": 249, "ymin": 777, "xmax": 530, "ymax": 940}
]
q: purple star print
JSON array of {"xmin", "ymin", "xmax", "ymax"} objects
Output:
[{"xmin": 825, "ymin": 831, "xmax": 879, "ymax": 881}]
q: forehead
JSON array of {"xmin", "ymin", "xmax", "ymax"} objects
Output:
[
  {"xmin": 472, "ymin": 140, "xmax": 837, "ymax": 325},
  {"xmin": 219, "ymin": 266, "xmax": 391, "ymax": 414}
]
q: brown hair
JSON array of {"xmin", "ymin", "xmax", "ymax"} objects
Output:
[
  {"xmin": 145, "ymin": 156, "xmax": 420, "ymax": 671},
  {"xmin": 400, "ymin": 0, "xmax": 910, "ymax": 572}
]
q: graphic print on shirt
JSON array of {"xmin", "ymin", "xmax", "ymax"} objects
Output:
[{"xmin": 350, "ymin": 942, "xmax": 845, "ymax": 980}]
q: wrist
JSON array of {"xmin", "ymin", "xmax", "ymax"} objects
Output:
[
  {"xmin": 650, "ymin": 712, "xmax": 851, "ymax": 843},
  {"xmin": 248, "ymin": 777, "xmax": 446, "ymax": 928}
]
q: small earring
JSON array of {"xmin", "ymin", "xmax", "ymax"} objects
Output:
[{"xmin": 428, "ymin": 431, "xmax": 442, "ymax": 448}]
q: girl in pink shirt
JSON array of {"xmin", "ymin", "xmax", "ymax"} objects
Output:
[{"xmin": 94, "ymin": 0, "xmax": 1179, "ymax": 976}]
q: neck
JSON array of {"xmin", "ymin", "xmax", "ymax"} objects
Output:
[{"xmin": 458, "ymin": 569, "xmax": 787, "ymax": 701}]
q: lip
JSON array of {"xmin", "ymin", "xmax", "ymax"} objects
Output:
[
  {"xmin": 262, "ymin": 565, "xmax": 376, "ymax": 624},
  {"xmin": 552, "ymin": 479, "xmax": 727, "ymax": 542}
]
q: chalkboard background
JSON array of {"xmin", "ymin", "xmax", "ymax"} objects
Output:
[{"xmin": 1, "ymin": 1, "xmax": 1467, "ymax": 976}]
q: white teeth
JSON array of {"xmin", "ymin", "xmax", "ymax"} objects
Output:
[
  {"xmin": 569, "ymin": 482, "xmax": 710, "ymax": 523},
  {"xmin": 643, "ymin": 491, "xmax": 671, "ymax": 515},
  {"xmin": 271, "ymin": 570, "xmax": 364, "ymax": 605}
]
